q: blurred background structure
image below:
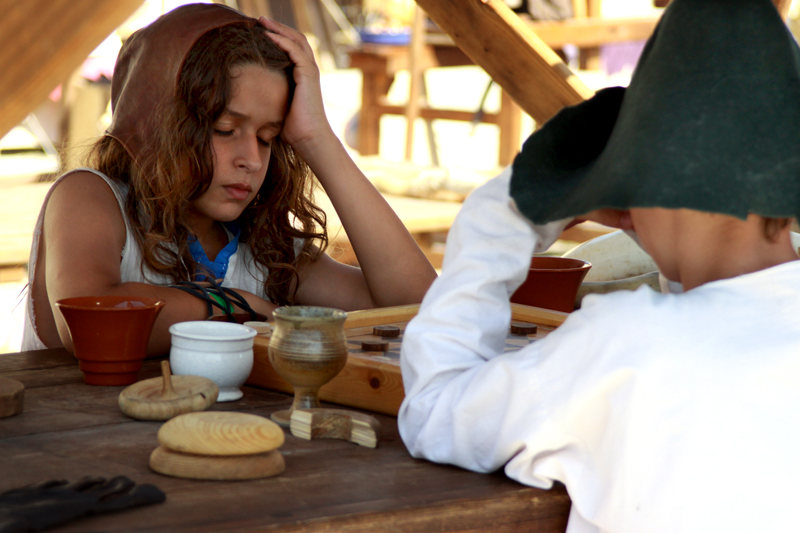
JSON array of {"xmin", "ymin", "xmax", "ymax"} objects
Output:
[{"xmin": 1, "ymin": 0, "xmax": 797, "ymax": 353}]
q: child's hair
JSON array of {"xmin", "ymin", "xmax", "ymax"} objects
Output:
[
  {"xmin": 88, "ymin": 23, "xmax": 327, "ymax": 305},
  {"xmin": 762, "ymin": 217, "xmax": 792, "ymax": 243}
]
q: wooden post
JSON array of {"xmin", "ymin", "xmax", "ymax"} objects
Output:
[
  {"xmin": 0, "ymin": 0, "xmax": 145, "ymax": 140},
  {"xmin": 413, "ymin": 0, "xmax": 594, "ymax": 126},
  {"xmin": 405, "ymin": 6, "xmax": 427, "ymax": 161},
  {"xmin": 580, "ymin": 0, "xmax": 602, "ymax": 70},
  {"xmin": 498, "ymin": 89, "xmax": 523, "ymax": 165}
]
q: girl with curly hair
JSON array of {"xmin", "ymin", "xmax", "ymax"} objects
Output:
[{"xmin": 22, "ymin": 4, "xmax": 436, "ymax": 355}]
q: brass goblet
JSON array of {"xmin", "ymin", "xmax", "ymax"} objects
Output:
[{"xmin": 268, "ymin": 306, "xmax": 348, "ymax": 427}]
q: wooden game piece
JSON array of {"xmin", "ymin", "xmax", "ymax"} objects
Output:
[
  {"xmin": 149, "ymin": 446, "xmax": 285, "ymax": 480},
  {"xmin": 0, "ymin": 377, "xmax": 24, "ymax": 418},
  {"xmin": 118, "ymin": 361, "xmax": 219, "ymax": 421},
  {"xmin": 290, "ymin": 408, "xmax": 380, "ymax": 448},
  {"xmin": 361, "ymin": 339, "xmax": 389, "ymax": 352},
  {"xmin": 158, "ymin": 411, "xmax": 285, "ymax": 456},
  {"xmin": 510, "ymin": 322, "xmax": 538, "ymax": 335},
  {"xmin": 372, "ymin": 325, "xmax": 400, "ymax": 338}
]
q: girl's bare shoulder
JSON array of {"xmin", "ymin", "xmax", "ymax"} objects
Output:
[{"xmin": 44, "ymin": 170, "xmax": 127, "ymax": 245}]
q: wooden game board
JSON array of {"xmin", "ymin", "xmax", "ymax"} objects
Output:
[{"xmin": 247, "ymin": 303, "xmax": 568, "ymax": 416}]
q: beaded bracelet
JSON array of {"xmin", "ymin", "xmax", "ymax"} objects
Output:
[{"xmin": 169, "ymin": 279, "xmax": 263, "ymax": 322}]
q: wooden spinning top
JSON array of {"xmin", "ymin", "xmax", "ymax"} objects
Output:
[
  {"xmin": 118, "ymin": 361, "xmax": 219, "ymax": 421},
  {"xmin": 150, "ymin": 411, "xmax": 286, "ymax": 480}
]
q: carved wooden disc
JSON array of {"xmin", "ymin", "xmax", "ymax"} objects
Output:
[
  {"xmin": 510, "ymin": 322, "xmax": 538, "ymax": 335},
  {"xmin": 0, "ymin": 377, "xmax": 24, "ymax": 418},
  {"xmin": 149, "ymin": 446, "xmax": 285, "ymax": 480},
  {"xmin": 372, "ymin": 325, "xmax": 400, "ymax": 338},
  {"xmin": 119, "ymin": 374, "xmax": 219, "ymax": 421},
  {"xmin": 361, "ymin": 339, "xmax": 389, "ymax": 352},
  {"xmin": 158, "ymin": 411, "xmax": 285, "ymax": 456}
]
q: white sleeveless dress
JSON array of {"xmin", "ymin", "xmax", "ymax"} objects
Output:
[{"xmin": 22, "ymin": 168, "xmax": 298, "ymax": 350}]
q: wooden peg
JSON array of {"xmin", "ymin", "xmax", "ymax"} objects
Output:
[
  {"xmin": 160, "ymin": 360, "xmax": 178, "ymax": 400},
  {"xmin": 290, "ymin": 408, "xmax": 380, "ymax": 448}
]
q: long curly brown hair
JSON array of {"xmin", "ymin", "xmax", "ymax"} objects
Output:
[{"xmin": 88, "ymin": 23, "xmax": 327, "ymax": 305}]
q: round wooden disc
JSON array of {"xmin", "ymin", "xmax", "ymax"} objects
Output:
[
  {"xmin": 118, "ymin": 375, "xmax": 219, "ymax": 421},
  {"xmin": 372, "ymin": 325, "xmax": 400, "ymax": 338},
  {"xmin": 0, "ymin": 377, "xmax": 24, "ymax": 418},
  {"xmin": 158, "ymin": 411, "xmax": 285, "ymax": 456},
  {"xmin": 361, "ymin": 339, "xmax": 389, "ymax": 352},
  {"xmin": 149, "ymin": 446, "xmax": 285, "ymax": 480},
  {"xmin": 510, "ymin": 322, "xmax": 538, "ymax": 335}
]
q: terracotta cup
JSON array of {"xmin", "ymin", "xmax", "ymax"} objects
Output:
[
  {"xmin": 510, "ymin": 257, "xmax": 592, "ymax": 313},
  {"xmin": 56, "ymin": 296, "xmax": 166, "ymax": 386}
]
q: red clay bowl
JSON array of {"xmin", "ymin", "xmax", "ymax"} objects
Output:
[
  {"xmin": 510, "ymin": 257, "xmax": 592, "ymax": 313},
  {"xmin": 55, "ymin": 296, "xmax": 165, "ymax": 386}
]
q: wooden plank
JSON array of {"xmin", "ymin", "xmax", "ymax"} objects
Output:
[
  {"xmin": 0, "ymin": 0, "xmax": 145, "ymax": 140},
  {"xmin": 424, "ymin": 17, "xmax": 659, "ymax": 49},
  {"xmin": 413, "ymin": 0, "xmax": 594, "ymax": 125}
]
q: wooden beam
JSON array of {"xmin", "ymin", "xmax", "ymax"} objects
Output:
[
  {"xmin": 414, "ymin": 0, "xmax": 594, "ymax": 125},
  {"xmin": 424, "ymin": 17, "xmax": 660, "ymax": 50},
  {"xmin": 0, "ymin": 0, "xmax": 145, "ymax": 140}
]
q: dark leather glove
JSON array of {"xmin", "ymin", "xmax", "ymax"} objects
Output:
[{"xmin": 0, "ymin": 476, "xmax": 166, "ymax": 532}]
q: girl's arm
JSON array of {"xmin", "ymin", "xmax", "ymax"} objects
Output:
[
  {"xmin": 261, "ymin": 18, "xmax": 437, "ymax": 311},
  {"xmin": 42, "ymin": 172, "xmax": 275, "ymax": 356}
]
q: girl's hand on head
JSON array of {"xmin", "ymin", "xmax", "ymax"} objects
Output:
[{"xmin": 258, "ymin": 17, "xmax": 334, "ymax": 150}]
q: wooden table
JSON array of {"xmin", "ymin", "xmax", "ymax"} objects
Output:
[
  {"xmin": 318, "ymin": 191, "xmax": 462, "ymax": 266},
  {"xmin": 0, "ymin": 348, "xmax": 571, "ymax": 532}
]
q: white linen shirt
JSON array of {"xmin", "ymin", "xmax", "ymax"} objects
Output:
[{"xmin": 398, "ymin": 168, "xmax": 800, "ymax": 532}]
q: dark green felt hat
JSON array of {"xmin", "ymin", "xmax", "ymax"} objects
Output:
[{"xmin": 510, "ymin": 0, "xmax": 800, "ymax": 224}]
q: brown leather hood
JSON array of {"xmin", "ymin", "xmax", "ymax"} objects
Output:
[{"xmin": 106, "ymin": 3, "xmax": 256, "ymax": 162}]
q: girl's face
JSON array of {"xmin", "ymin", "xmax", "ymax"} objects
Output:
[{"xmin": 189, "ymin": 64, "xmax": 289, "ymax": 231}]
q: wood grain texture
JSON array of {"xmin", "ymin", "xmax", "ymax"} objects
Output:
[
  {"xmin": 118, "ymin": 371, "xmax": 219, "ymax": 421},
  {"xmin": 413, "ymin": 0, "xmax": 593, "ymax": 124},
  {"xmin": 0, "ymin": 0, "xmax": 145, "ymax": 139},
  {"xmin": 149, "ymin": 446, "xmax": 285, "ymax": 480},
  {"xmin": 0, "ymin": 377, "xmax": 24, "ymax": 418},
  {"xmin": 2, "ymin": 352, "xmax": 572, "ymax": 532},
  {"xmin": 158, "ymin": 411, "xmax": 285, "ymax": 455},
  {"xmin": 291, "ymin": 408, "xmax": 381, "ymax": 448}
]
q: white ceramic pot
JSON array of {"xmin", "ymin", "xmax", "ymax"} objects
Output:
[
  {"xmin": 169, "ymin": 321, "xmax": 257, "ymax": 402},
  {"xmin": 563, "ymin": 230, "xmax": 660, "ymax": 308}
]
